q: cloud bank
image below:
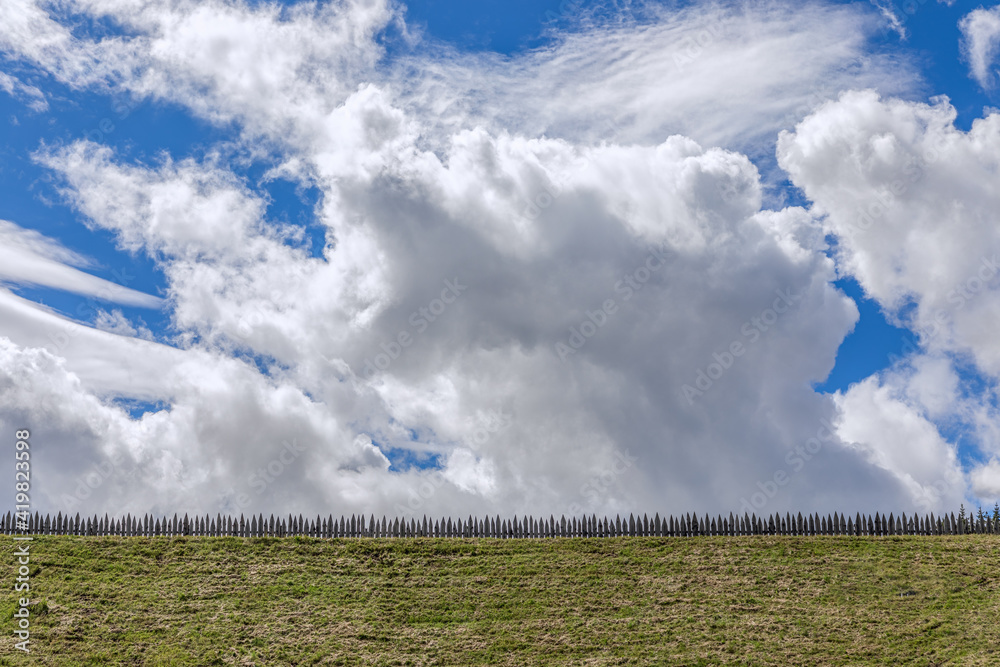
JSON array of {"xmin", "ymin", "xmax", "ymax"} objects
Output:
[{"xmin": 0, "ymin": 0, "xmax": 996, "ymax": 520}]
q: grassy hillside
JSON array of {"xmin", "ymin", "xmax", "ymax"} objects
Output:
[{"xmin": 2, "ymin": 536, "xmax": 999, "ymax": 666}]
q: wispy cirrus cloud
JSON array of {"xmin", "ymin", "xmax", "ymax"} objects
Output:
[
  {"xmin": 392, "ymin": 1, "xmax": 922, "ymax": 152},
  {"xmin": 960, "ymin": 5, "xmax": 1000, "ymax": 90},
  {"xmin": 0, "ymin": 219, "xmax": 162, "ymax": 308}
]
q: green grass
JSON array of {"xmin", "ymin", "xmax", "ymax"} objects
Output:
[{"xmin": 2, "ymin": 536, "xmax": 999, "ymax": 665}]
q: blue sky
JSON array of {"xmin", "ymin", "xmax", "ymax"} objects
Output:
[{"xmin": 2, "ymin": 0, "xmax": 1000, "ymax": 518}]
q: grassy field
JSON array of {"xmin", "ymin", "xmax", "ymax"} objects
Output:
[{"xmin": 1, "ymin": 535, "xmax": 999, "ymax": 666}]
